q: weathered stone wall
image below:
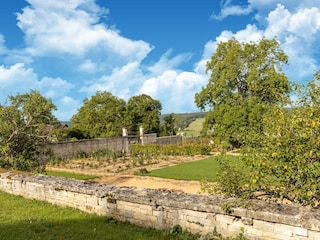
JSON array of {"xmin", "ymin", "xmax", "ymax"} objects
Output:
[
  {"xmin": 156, "ymin": 135, "xmax": 181, "ymax": 145},
  {"xmin": 0, "ymin": 172, "xmax": 319, "ymax": 240},
  {"xmin": 47, "ymin": 137, "xmax": 127, "ymax": 159},
  {"xmin": 47, "ymin": 133, "xmax": 179, "ymax": 160}
]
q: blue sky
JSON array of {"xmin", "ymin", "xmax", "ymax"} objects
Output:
[{"xmin": 0, "ymin": 0, "xmax": 319, "ymax": 120}]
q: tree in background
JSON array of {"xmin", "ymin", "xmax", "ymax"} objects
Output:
[
  {"xmin": 0, "ymin": 90, "xmax": 59, "ymax": 172},
  {"xmin": 160, "ymin": 113, "xmax": 178, "ymax": 136},
  {"xmin": 195, "ymin": 38, "xmax": 291, "ymax": 147},
  {"xmin": 71, "ymin": 91, "xmax": 126, "ymax": 138},
  {"xmin": 126, "ymin": 94, "xmax": 162, "ymax": 135}
]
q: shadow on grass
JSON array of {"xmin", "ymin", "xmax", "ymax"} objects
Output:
[{"xmin": 0, "ymin": 216, "xmax": 177, "ymax": 240}]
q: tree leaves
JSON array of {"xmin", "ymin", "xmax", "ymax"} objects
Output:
[
  {"xmin": 0, "ymin": 90, "xmax": 59, "ymax": 172},
  {"xmin": 195, "ymin": 38, "xmax": 291, "ymax": 146}
]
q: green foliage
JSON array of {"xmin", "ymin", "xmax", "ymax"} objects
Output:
[
  {"xmin": 126, "ymin": 94, "xmax": 162, "ymax": 134},
  {"xmin": 200, "ymin": 155, "xmax": 250, "ymax": 197},
  {"xmin": 130, "ymin": 139, "xmax": 214, "ymax": 161},
  {"xmin": 239, "ymin": 71, "xmax": 320, "ymax": 206},
  {"xmin": 160, "ymin": 113, "xmax": 178, "ymax": 136},
  {"xmin": 71, "ymin": 91, "xmax": 126, "ymax": 138},
  {"xmin": 0, "ymin": 90, "xmax": 59, "ymax": 172},
  {"xmin": 195, "ymin": 38, "xmax": 291, "ymax": 146}
]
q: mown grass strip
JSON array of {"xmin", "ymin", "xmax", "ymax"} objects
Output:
[
  {"xmin": 0, "ymin": 190, "xmax": 191, "ymax": 240},
  {"xmin": 45, "ymin": 170, "xmax": 98, "ymax": 180},
  {"xmin": 139, "ymin": 155, "xmax": 244, "ymax": 182}
]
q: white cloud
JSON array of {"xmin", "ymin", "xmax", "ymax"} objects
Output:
[
  {"xmin": 80, "ymin": 61, "xmax": 145, "ymax": 100},
  {"xmin": 217, "ymin": 24, "xmax": 263, "ymax": 43},
  {"xmin": 0, "ymin": 35, "xmax": 7, "ymax": 55},
  {"xmin": 37, "ymin": 77, "xmax": 74, "ymax": 99},
  {"xmin": 79, "ymin": 60, "xmax": 98, "ymax": 73},
  {"xmin": 140, "ymin": 70, "xmax": 207, "ymax": 113},
  {"xmin": 148, "ymin": 50, "xmax": 193, "ymax": 75},
  {"xmin": 0, "ymin": 63, "xmax": 37, "ymax": 91},
  {"xmin": 17, "ymin": 0, "xmax": 152, "ymax": 63},
  {"xmin": 209, "ymin": 3, "xmax": 320, "ymax": 82},
  {"xmin": 53, "ymin": 96, "xmax": 81, "ymax": 120},
  {"xmin": 211, "ymin": 0, "xmax": 253, "ymax": 20},
  {"xmin": 0, "ymin": 63, "xmax": 77, "ymax": 120}
]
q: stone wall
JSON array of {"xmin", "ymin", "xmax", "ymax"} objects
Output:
[
  {"xmin": 156, "ymin": 135, "xmax": 181, "ymax": 145},
  {"xmin": 0, "ymin": 172, "xmax": 319, "ymax": 240},
  {"xmin": 47, "ymin": 137, "xmax": 127, "ymax": 159},
  {"xmin": 47, "ymin": 134, "xmax": 181, "ymax": 160}
]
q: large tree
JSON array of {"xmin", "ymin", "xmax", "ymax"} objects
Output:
[
  {"xmin": 126, "ymin": 94, "xmax": 162, "ymax": 134},
  {"xmin": 0, "ymin": 90, "xmax": 59, "ymax": 172},
  {"xmin": 195, "ymin": 38, "xmax": 291, "ymax": 146},
  {"xmin": 71, "ymin": 91, "xmax": 126, "ymax": 138}
]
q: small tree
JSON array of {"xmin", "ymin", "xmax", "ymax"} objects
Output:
[
  {"xmin": 160, "ymin": 113, "xmax": 177, "ymax": 136},
  {"xmin": 0, "ymin": 90, "xmax": 59, "ymax": 172}
]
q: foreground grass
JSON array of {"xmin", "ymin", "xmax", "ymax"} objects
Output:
[
  {"xmin": 0, "ymin": 190, "xmax": 247, "ymax": 240},
  {"xmin": 0, "ymin": 190, "xmax": 197, "ymax": 240},
  {"xmin": 139, "ymin": 155, "xmax": 244, "ymax": 182},
  {"xmin": 45, "ymin": 170, "xmax": 98, "ymax": 180}
]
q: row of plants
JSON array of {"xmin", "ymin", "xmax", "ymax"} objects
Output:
[{"xmin": 130, "ymin": 139, "xmax": 215, "ymax": 158}]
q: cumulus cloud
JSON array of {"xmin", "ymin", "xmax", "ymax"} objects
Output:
[
  {"xmin": 17, "ymin": 0, "xmax": 152, "ymax": 63},
  {"xmin": 80, "ymin": 61, "xmax": 146, "ymax": 100},
  {"xmin": 2, "ymin": 0, "xmax": 319, "ymax": 121},
  {"xmin": 140, "ymin": 70, "xmax": 207, "ymax": 114},
  {"xmin": 0, "ymin": 63, "xmax": 77, "ymax": 120},
  {"xmin": 0, "ymin": 63, "xmax": 37, "ymax": 91},
  {"xmin": 209, "ymin": 2, "xmax": 320, "ymax": 82}
]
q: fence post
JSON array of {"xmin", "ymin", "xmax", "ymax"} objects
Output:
[
  {"xmin": 122, "ymin": 127, "xmax": 129, "ymax": 154},
  {"xmin": 139, "ymin": 126, "xmax": 145, "ymax": 145}
]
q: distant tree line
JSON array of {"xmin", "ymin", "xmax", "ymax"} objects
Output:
[{"xmin": 0, "ymin": 90, "xmax": 176, "ymax": 172}]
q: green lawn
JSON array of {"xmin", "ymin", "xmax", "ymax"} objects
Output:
[
  {"xmin": 0, "ymin": 190, "xmax": 195, "ymax": 240},
  {"xmin": 140, "ymin": 155, "xmax": 243, "ymax": 182},
  {"xmin": 45, "ymin": 170, "xmax": 98, "ymax": 180},
  {"xmin": 178, "ymin": 118, "xmax": 204, "ymax": 137}
]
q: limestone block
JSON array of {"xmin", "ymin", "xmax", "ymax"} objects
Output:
[
  {"xmin": 216, "ymin": 214, "xmax": 236, "ymax": 225},
  {"xmin": 253, "ymin": 219, "xmax": 275, "ymax": 233},
  {"xmin": 294, "ymin": 227, "xmax": 308, "ymax": 237},
  {"xmin": 308, "ymin": 230, "xmax": 320, "ymax": 240},
  {"xmin": 273, "ymin": 223, "xmax": 294, "ymax": 237}
]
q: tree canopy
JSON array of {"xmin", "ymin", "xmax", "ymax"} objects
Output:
[
  {"xmin": 0, "ymin": 90, "xmax": 59, "ymax": 172},
  {"xmin": 126, "ymin": 94, "xmax": 162, "ymax": 135},
  {"xmin": 195, "ymin": 38, "xmax": 291, "ymax": 146},
  {"xmin": 242, "ymin": 71, "xmax": 320, "ymax": 205},
  {"xmin": 160, "ymin": 113, "xmax": 178, "ymax": 136},
  {"xmin": 71, "ymin": 91, "xmax": 127, "ymax": 138}
]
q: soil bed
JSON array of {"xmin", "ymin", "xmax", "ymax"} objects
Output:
[{"xmin": 46, "ymin": 155, "xmax": 208, "ymax": 194}]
